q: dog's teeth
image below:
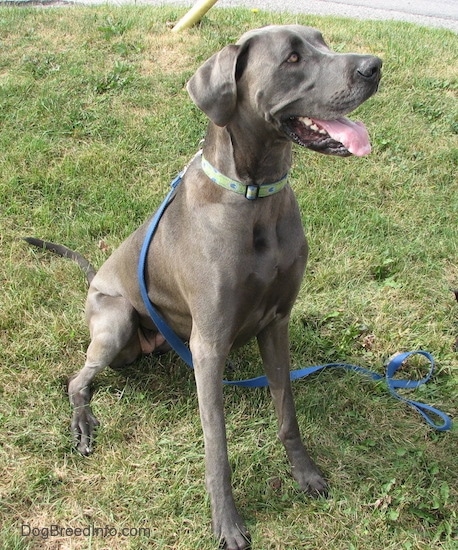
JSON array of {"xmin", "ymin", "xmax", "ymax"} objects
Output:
[
  {"xmin": 298, "ymin": 117, "xmax": 328, "ymax": 135},
  {"xmin": 299, "ymin": 116, "xmax": 313, "ymax": 125}
]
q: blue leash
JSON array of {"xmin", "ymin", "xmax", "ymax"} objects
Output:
[{"xmin": 138, "ymin": 168, "xmax": 453, "ymax": 432}]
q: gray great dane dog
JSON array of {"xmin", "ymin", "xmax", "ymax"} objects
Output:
[{"xmin": 26, "ymin": 25, "xmax": 381, "ymax": 550}]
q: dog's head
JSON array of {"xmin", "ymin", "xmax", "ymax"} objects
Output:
[{"xmin": 187, "ymin": 25, "xmax": 382, "ymax": 157}]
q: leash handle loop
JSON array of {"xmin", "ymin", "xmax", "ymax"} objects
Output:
[{"xmin": 383, "ymin": 351, "xmax": 452, "ymax": 432}]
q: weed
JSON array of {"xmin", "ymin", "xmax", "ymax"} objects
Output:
[
  {"xmin": 98, "ymin": 15, "xmax": 133, "ymax": 39},
  {"xmin": 93, "ymin": 60, "xmax": 134, "ymax": 94}
]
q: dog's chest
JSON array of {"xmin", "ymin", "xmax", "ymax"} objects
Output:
[
  {"xmin": 251, "ymin": 214, "xmax": 306, "ymax": 269},
  {"xmin": 237, "ymin": 219, "xmax": 307, "ymax": 310},
  {"xmin": 229, "ymin": 222, "xmax": 306, "ymax": 345}
]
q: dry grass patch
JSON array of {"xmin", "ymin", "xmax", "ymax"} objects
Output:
[{"xmin": 141, "ymin": 31, "xmax": 201, "ymax": 76}]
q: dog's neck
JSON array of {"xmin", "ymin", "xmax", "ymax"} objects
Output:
[{"xmin": 202, "ymin": 120, "xmax": 292, "ymax": 186}]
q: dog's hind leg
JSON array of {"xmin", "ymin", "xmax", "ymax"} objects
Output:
[{"xmin": 68, "ymin": 291, "xmax": 141, "ymax": 455}]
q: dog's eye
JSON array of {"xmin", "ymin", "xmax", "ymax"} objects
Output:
[{"xmin": 286, "ymin": 52, "xmax": 300, "ymax": 63}]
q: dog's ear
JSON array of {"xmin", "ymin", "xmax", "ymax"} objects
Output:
[{"xmin": 187, "ymin": 44, "xmax": 243, "ymax": 127}]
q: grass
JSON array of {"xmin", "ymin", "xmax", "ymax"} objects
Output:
[{"xmin": 0, "ymin": 4, "xmax": 457, "ymax": 549}]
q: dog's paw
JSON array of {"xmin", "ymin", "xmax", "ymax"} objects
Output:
[
  {"xmin": 303, "ymin": 473, "xmax": 329, "ymax": 498},
  {"xmin": 294, "ymin": 468, "xmax": 329, "ymax": 498},
  {"xmin": 214, "ymin": 513, "xmax": 251, "ymax": 550},
  {"xmin": 218, "ymin": 529, "xmax": 251, "ymax": 550},
  {"xmin": 71, "ymin": 407, "xmax": 100, "ymax": 456}
]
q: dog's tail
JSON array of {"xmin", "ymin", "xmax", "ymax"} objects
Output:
[{"xmin": 24, "ymin": 237, "xmax": 97, "ymax": 284}]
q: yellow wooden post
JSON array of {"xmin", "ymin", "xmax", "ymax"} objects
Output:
[{"xmin": 171, "ymin": 0, "xmax": 219, "ymax": 32}]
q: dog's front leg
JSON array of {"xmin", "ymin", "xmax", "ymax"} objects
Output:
[
  {"xmin": 257, "ymin": 317, "xmax": 328, "ymax": 497},
  {"xmin": 190, "ymin": 332, "xmax": 250, "ymax": 550}
]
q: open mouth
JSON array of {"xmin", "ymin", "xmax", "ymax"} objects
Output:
[{"xmin": 283, "ymin": 116, "xmax": 372, "ymax": 157}]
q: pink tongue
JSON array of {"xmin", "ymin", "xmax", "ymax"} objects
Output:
[{"xmin": 313, "ymin": 117, "xmax": 371, "ymax": 156}]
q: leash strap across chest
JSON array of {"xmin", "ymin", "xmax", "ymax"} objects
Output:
[
  {"xmin": 137, "ymin": 165, "xmax": 453, "ymax": 432},
  {"xmin": 138, "ymin": 171, "xmax": 194, "ymax": 367}
]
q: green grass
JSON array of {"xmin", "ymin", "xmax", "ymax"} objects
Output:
[{"xmin": 0, "ymin": 4, "xmax": 457, "ymax": 549}]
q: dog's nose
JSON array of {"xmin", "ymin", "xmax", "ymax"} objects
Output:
[{"xmin": 357, "ymin": 56, "xmax": 382, "ymax": 80}]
